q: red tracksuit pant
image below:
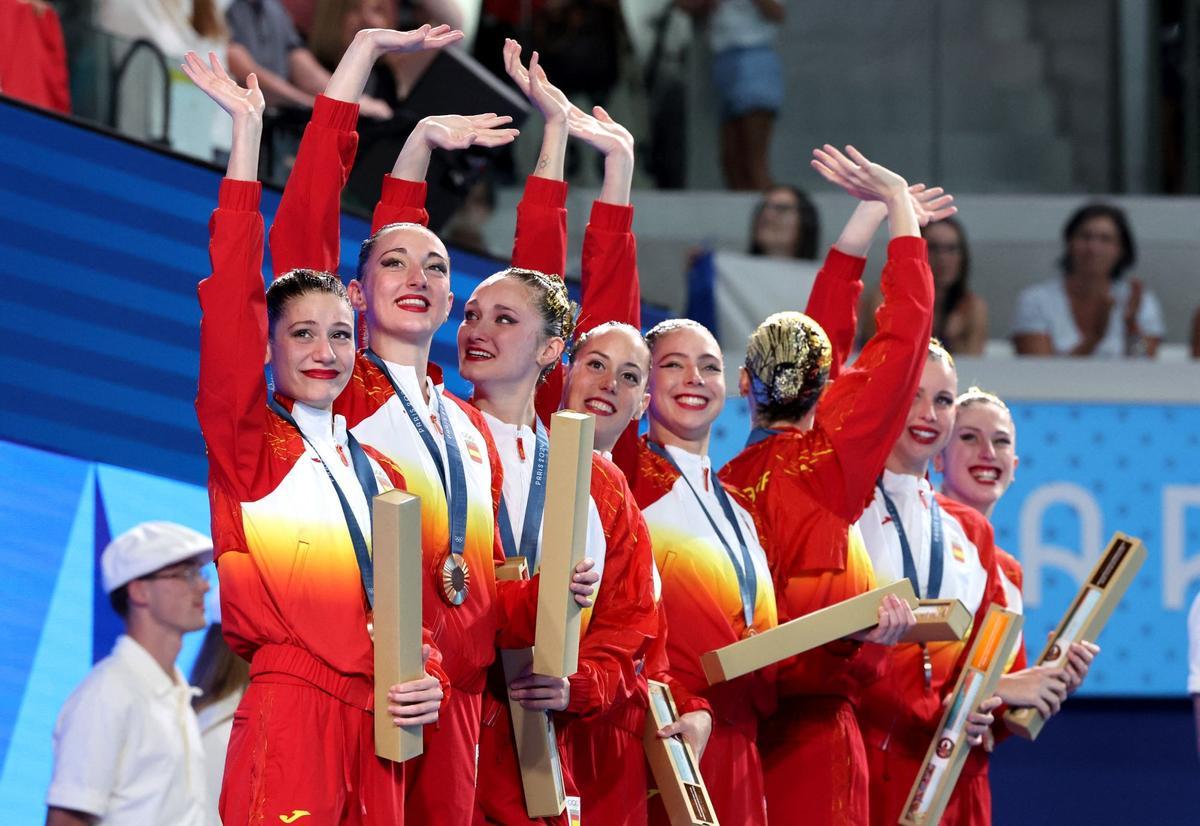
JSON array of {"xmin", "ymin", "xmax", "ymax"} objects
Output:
[
  {"xmin": 406, "ymin": 686, "xmax": 483, "ymax": 825},
  {"xmin": 220, "ymin": 644, "xmax": 404, "ymax": 825},
  {"xmin": 762, "ymin": 697, "xmax": 870, "ymax": 826}
]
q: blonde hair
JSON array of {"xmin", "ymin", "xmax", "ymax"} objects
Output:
[
  {"xmin": 956, "ymin": 385, "xmax": 1008, "ymax": 412},
  {"xmin": 743, "ymin": 311, "xmax": 831, "ymax": 420},
  {"xmin": 928, "ymin": 337, "xmax": 955, "ymax": 367}
]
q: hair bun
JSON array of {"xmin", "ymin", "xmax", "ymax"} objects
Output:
[{"xmin": 744, "ymin": 311, "xmax": 831, "ymax": 407}]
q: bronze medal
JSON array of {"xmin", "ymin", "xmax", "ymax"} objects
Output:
[
  {"xmin": 366, "ymin": 609, "xmax": 374, "ymax": 641},
  {"xmin": 440, "ymin": 552, "xmax": 470, "ymax": 606}
]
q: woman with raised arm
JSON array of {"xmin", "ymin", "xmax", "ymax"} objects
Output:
[
  {"xmin": 937, "ymin": 388, "xmax": 1098, "ymax": 823},
  {"xmin": 852, "ymin": 340, "xmax": 1012, "ymax": 826},
  {"xmin": 441, "ymin": 49, "xmax": 653, "ymax": 826},
  {"xmin": 719, "ymin": 145, "xmax": 944, "ymax": 826},
  {"xmin": 185, "ymin": 52, "xmax": 447, "ymax": 825},
  {"xmin": 262, "ymin": 30, "xmax": 600, "ymax": 826},
  {"xmin": 499, "ymin": 44, "xmax": 681, "ymax": 826}
]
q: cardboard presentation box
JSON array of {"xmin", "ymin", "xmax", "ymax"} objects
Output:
[
  {"xmin": 701, "ymin": 579, "xmax": 917, "ymax": 684},
  {"xmin": 900, "ymin": 605, "xmax": 1024, "ymax": 826},
  {"xmin": 1005, "ymin": 532, "xmax": 1146, "ymax": 740},
  {"xmin": 372, "ymin": 489, "xmax": 424, "ymax": 763},
  {"xmin": 643, "ymin": 680, "xmax": 719, "ymax": 826}
]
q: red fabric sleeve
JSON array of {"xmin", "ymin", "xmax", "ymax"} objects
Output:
[
  {"xmin": 804, "ymin": 246, "xmax": 866, "ymax": 378},
  {"xmin": 195, "ymin": 180, "xmax": 268, "ymax": 501},
  {"xmin": 372, "ymin": 176, "xmax": 430, "ymax": 232},
  {"xmin": 268, "ymin": 95, "xmax": 360, "ymax": 277},
  {"xmin": 578, "ymin": 201, "xmax": 640, "ymax": 334},
  {"xmin": 807, "ymin": 237, "xmax": 934, "ymax": 522},
  {"xmin": 512, "ymin": 176, "xmax": 571, "ymax": 427},
  {"xmin": 578, "ymin": 200, "xmax": 643, "ymax": 464},
  {"xmin": 422, "ymin": 626, "xmax": 453, "ymax": 700},
  {"xmin": 565, "ymin": 460, "xmax": 658, "ymax": 718},
  {"xmin": 997, "ymin": 549, "xmax": 1029, "ymax": 672},
  {"xmin": 511, "ymin": 175, "xmax": 568, "ymax": 276},
  {"xmin": 0, "ymin": 0, "xmax": 71, "ymax": 113}
]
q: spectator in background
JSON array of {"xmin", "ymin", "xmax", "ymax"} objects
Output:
[
  {"xmin": 1012, "ymin": 203, "xmax": 1164, "ymax": 357},
  {"xmin": 190, "ymin": 623, "xmax": 249, "ymax": 826},
  {"xmin": 46, "ymin": 522, "xmax": 212, "ymax": 826},
  {"xmin": 0, "ymin": 0, "xmax": 71, "ymax": 113},
  {"xmin": 224, "ymin": 0, "xmax": 394, "ymax": 118},
  {"xmin": 308, "ymin": 0, "xmax": 462, "ymax": 110},
  {"xmin": 96, "ymin": 0, "xmax": 231, "ymax": 158},
  {"xmin": 686, "ymin": 182, "xmax": 818, "ymax": 333},
  {"xmin": 704, "ymin": 0, "xmax": 785, "ymax": 191},
  {"xmin": 862, "ymin": 216, "xmax": 986, "ymax": 355},
  {"xmin": 922, "ymin": 217, "xmax": 986, "ymax": 355},
  {"xmin": 748, "ymin": 183, "xmax": 819, "ymax": 260}
]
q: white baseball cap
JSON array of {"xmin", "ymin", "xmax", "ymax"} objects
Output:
[{"xmin": 101, "ymin": 521, "xmax": 213, "ymax": 594}]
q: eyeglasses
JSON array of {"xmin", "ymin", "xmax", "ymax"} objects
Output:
[{"xmin": 141, "ymin": 565, "xmax": 207, "ymax": 585}]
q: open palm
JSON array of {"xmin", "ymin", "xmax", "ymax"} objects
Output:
[{"xmin": 181, "ymin": 51, "xmax": 264, "ymax": 120}]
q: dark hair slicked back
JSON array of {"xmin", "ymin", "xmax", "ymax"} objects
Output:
[{"xmin": 266, "ymin": 269, "xmax": 351, "ymax": 335}]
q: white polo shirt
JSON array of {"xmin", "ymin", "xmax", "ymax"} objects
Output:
[{"xmin": 46, "ymin": 635, "xmax": 206, "ymax": 825}]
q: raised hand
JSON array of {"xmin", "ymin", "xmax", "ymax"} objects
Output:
[
  {"xmin": 811, "ymin": 144, "xmax": 909, "ymax": 203},
  {"xmin": 181, "ymin": 51, "xmax": 264, "ymax": 121},
  {"xmin": 908, "ymin": 183, "xmax": 957, "ymax": 227},
  {"xmin": 392, "ymin": 113, "xmax": 519, "ymax": 181},
  {"xmin": 418, "ymin": 113, "xmax": 520, "ymax": 151},
  {"xmin": 362, "ymin": 23, "xmax": 464, "ymax": 56},
  {"xmin": 503, "ymin": 38, "xmax": 570, "ymax": 125},
  {"xmin": 568, "ymin": 104, "xmax": 633, "ymax": 158}
]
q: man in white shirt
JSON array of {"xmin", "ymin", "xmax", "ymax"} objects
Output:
[{"xmin": 46, "ymin": 521, "xmax": 213, "ymax": 826}]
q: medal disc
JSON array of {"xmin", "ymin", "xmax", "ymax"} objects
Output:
[{"xmin": 441, "ymin": 552, "xmax": 470, "ymax": 606}]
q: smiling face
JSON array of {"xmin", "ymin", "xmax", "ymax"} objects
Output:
[
  {"xmin": 268, "ymin": 291, "xmax": 356, "ymax": 409},
  {"xmin": 349, "ymin": 225, "xmax": 453, "ymax": 353},
  {"xmin": 563, "ymin": 325, "xmax": 650, "ymax": 453},
  {"xmin": 457, "ymin": 274, "xmax": 563, "ymax": 396},
  {"xmin": 887, "ymin": 355, "xmax": 958, "ymax": 476},
  {"xmin": 940, "ymin": 401, "xmax": 1018, "ymax": 516},
  {"xmin": 647, "ymin": 325, "xmax": 726, "ymax": 448}
]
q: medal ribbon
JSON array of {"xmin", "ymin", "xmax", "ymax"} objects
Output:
[
  {"xmin": 647, "ymin": 441, "xmax": 758, "ymax": 630},
  {"xmin": 364, "ymin": 350, "xmax": 468, "ymax": 559},
  {"xmin": 268, "ymin": 395, "xmax": 379, "ymax": 606},
  {"xmin": 876, "ymin": 478, "xmax": 943, "ymax": 599},
  {"xmin": 497, "ymin": 418, "xmax": 549, "ymax": 571},
  {"xmin": 745, "ymin": 426, "xmax": 783, "ymax": 447}
]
